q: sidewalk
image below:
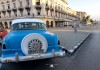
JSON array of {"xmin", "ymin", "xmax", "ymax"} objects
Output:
[
  {"xmin": 56, "ymin": 31, "xmax": 89, "ymax": 49},
  {"xmin": 49, "ymin": 28, "xmax": 91, "ymax": 54},
  {"xmin": 48, "ymin": 26, "xmax": 92, "ymax": 32}
]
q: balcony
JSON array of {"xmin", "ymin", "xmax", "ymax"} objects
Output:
[
  {"xmin": 25, "ymin": 5, "xmax": 31, "ymax": 10},
  {"xmin": 35, "ymin": 2, "xmax": 41, "ymax": 9},
  {"xmin": 61, "ymin": 11, "xmax": 65, "ymax": 14},
  {"xmin": 57, "ymin": 9, "xmax": 61, "ymax": 13},
  {"xmin": 55, "ymin": 8, "xmax": 59, "ymax": 12},
  {"xmin": 63, "ymin": 11, "xmax": 66, "ymax": 14},
  {"xmin": 55, "ymin": 9, "xmax": 58, "ymax": 12},
  {"xmin": 18, "ymin": 6, "xmax": 23, "ymax": 10},
  {"xmin": 35, "ymin": 5, "xmax": 41, "ymax": 9},
  {"xmin": 57, "ymin": 9, "xmax": 62, "ymax": 13},
  {"xmin": 60, "ymin": 10, "xmax": 63, "ymax": 14},
  {"xmin": 12, "ymin": 7, "xmax": 17, "ymax": 11},
  {"xmin": 45, "ymin": 4, "xmax": 49, "ymax": 10},
  {"xmin": 1, "ymin": 9, "xmax": 6, "ymax": 13},
  {"xmin": 50, "ymin": 6, "xmax": 54, "ymax": 11},
  {"xmin": 7, "ymin": 8, "xmax": 11, "ymax": 12}
]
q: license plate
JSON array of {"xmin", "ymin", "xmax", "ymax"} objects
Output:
[{"xmin": 28, "ymin": 49, "xmax": 44, "ymax": 54}]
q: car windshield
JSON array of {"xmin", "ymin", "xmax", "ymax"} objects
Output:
[{"xmin": 11, "ymin": 22, "xmax": 47, "ymax": 31}]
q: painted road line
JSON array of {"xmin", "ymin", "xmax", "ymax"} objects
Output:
[
  {"xmin": 68, "ymin": 50, "xmax": 74, "ymax": 53},
  {"xmin": 74, "ymin": 46, "xmax": 78, "ymax": 49}
]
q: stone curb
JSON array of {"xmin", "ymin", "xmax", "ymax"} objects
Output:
[{"xmin": 66, "ymin": 33, "xmax": 91, "ymax": 55}]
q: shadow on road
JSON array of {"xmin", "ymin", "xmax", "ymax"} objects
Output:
[{"xmin": 0, "ymin": 59, "xmax": 55, "ymax": 70}]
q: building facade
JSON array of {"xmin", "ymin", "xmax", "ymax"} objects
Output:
[
  {"xmin": 0, "ymin": 0, "xmax": 79, "ymax": 28},
  {"xmin": 77, "ymin": 11, "xmax": 88, "ymax": 20}
]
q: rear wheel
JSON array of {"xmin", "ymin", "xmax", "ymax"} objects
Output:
[
  {"xmin": 58, "ymin": 40, "xmax": 60, "ymax": 45},
  {"xmin": 58, "ymin": 40, "xmax": 66, "ymax": 53}
]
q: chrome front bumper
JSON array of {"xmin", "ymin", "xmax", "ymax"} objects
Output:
[{"xmin": 0, "ymin": 50, "xmax": 65, "ymax": 63}]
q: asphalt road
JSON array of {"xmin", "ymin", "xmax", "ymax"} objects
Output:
[
  {"xmin": 67, "ymin": 33, "xmax": 100, "ymax": 70},
  {"xmin": 1, "ymin": 25, "xmax": 100, "ymax": 70}
]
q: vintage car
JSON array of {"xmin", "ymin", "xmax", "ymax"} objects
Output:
[
  {"xmin": 0, "ymin": 18, "xmax": 65, "ymax": 63},
  {"xmin": 0, "ymin": 24, "xmax": 8, "ymax": 44}
]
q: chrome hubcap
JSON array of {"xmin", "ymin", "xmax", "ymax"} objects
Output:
[{"xmin": 28, "ymin": 39, "xmax": 43, "ymax": 54}]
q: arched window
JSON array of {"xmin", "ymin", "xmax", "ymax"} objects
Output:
[
  {"xmin": 51, "ymin": 21, "xmax": 53, "ymax": 27},
  {"xmin": 46, "ymin": 21, "xmax": 49, "ymax": 28},
  {"xmin": 10, "ymin": 21, "xmax": 12, "ymax": 27},
  {"xmin": 4, "ymin": 22, "xmax": 8, "ymax": 28},
  {"xmin": 0, "ymin": 22, "xmax": 3, "ymax": 27}
]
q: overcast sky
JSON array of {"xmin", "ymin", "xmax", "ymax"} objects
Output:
[{"xmin": 67, "ymin": 0, "xmax": 100, "ymax": 20}]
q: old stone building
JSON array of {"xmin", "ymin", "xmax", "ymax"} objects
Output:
[{"xmin": 0, "ymin": 0, "xmax": 79, "ymax": 28}]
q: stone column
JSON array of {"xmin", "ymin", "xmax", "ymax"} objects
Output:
[
  {"xmin": 53, "ymin": 20, "xmax": 56, "ymax": 27},
  {"xmin": 41, "ymin": 0, "xmax": 46, "ymax": 16},
  {"xmin": 31, "ymin": 0, "xmax": 37, "ymax": 17},
  {"xmin": 6, "ymin": 12, "xmax": 9, "ymax": 18},
  {"xmin": 1, "ymin": 12, "xmax": 4, "ymax": 18},
  {"xmin": 7, "ymin": 21, "xmax": 10, "ymax": 28},
  {"xmin": 11, "ymin": 11, "xmax": 15, "ymax": 18},
  {"xmin": 23, "ymin": 9, "xmax": 27, "ymax": 17},
  {"xmin": 2, "ymin": 22, "xmax": 5, "ymax": 28},
  {"xmin": 17, "ymin": 10, "xmax": 21, "ymax": 17}
]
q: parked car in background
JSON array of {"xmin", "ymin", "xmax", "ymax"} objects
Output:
[
  {"xmin": 0, "ymin": 23, "xmax": 8, "ymax": 44},
  {"xmin": 0, "ymin": 18, "xmax": 65, "ymax": 63}
]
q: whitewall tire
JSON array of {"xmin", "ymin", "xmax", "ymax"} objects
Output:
[{"xmin": 21, "ymin": 33, "xmax": 48, "ymax": 55}]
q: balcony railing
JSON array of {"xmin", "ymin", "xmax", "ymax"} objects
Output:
[
  {"xmin": 12, "ymin": 7, "xmax": 17, "ymax": 11},
  {"xmin": 45, "ymin": 4, "xmax": 49, "ymax": 10},
  {"xmin": 35, "ymin": 2, "xmax": 41, "ymax": 9},
  {"xmin": 25, "ymin": 5, "xmax": 31, "ymax": 9},
  {"xmin": 7, "ymin": 8, "xmax": 11, "ymax": 12},
  {"xmin": 18, "ymin": 6, "xmax": 23, "ymax": 10},
  {"xmin": 50, "ymin": 5, "xmax": 54, "ymax": 11},
  {"xmin": 1, "ymin": 9, "xmax": 6, "ymax": 13}
]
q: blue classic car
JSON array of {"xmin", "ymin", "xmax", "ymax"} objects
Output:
[{"xmin": 0, "ymin": 18, "xmax": 65, "ymax": 63}]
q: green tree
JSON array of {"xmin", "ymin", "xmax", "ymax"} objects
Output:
[
  {"xmin": 85, "ymin": 15, "xmax": 90, "ymax": 22},
  {"xmin": 90, "ymin": 19, "xmax": 94, "ymax": 23}
]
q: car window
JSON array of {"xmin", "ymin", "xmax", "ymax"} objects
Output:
[{"xmin": 11, "ymin": 22, "xmax": 47, "ymax": 31}]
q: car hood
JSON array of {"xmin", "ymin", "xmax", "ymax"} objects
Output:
[{"xmin": 3, "ymin": 30, "xmax": 58, "ymax": 49}]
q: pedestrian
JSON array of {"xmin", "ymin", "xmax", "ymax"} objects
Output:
[
  {"xmin": 74, "ymin": 26, "xmax": 77, "ymax": 32},
  {"xmin": 73, "ymin": 23, "xmax": 77, "ymax": 33}
]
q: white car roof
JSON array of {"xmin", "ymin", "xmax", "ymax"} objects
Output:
[{"xmin": 12, "ymin": 18, "xmax": 45, "ymax": 25}]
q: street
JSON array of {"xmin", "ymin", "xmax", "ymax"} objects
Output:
[
  {"xmin": 67, "ymin": 33, "xmax": 100, "ymax": 70},
  {"xmin": 0, "ymin": 0, "xmax": 99, "ymax": 69},
  {"xmin": 1, "ymin": 25, "xmax": 100, "ymax": 70}
]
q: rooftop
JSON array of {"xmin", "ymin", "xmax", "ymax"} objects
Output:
[
  {"xmin": 61, "ymin": 0, "xmax": 68, "ymax": 4},
  {"xmin": 12, "ymin": 18, "xmax": 45, "ymax": 25}
]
